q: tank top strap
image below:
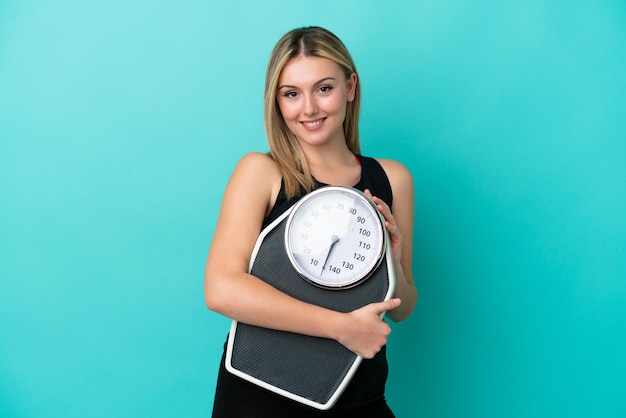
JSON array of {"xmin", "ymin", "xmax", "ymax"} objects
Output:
[
  {"xmin": 262, "ymin": 155, "xmax": 393, "ymax": 229},
  {"xmin": 355, "ymin": 156, "xmax": 393, "ymax": 208}
]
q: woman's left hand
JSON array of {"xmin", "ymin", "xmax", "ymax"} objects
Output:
[{"xmin": 364, "ymin": 189, "xmax": 403, "ymax": 266}]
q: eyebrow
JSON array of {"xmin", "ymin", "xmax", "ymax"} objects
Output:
[{"xmin": 278, "ymin": 77, "xmax": 337, "ymax": 90}]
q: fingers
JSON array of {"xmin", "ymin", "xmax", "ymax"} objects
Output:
[
  {"xmin": 357, "ymin": 300, "xmax": 400, "ymax": 358},
  {"xmin": 365, "ymin": 190, "xmax": 392, "ymax": 221},
  {"xmin": 364, "ymin": 189, "xmax": 403, "ymax": 261},
  {"xmin": 339, "ymin": 299, "xmax": 401, "ymax": 358},
  {"xmin": 371, "ymin": 298, "xmax": 401, "ymax": 315},
  {"xmin": 357, "ymin": 342, "xmax": 387, "ymax": 359}
]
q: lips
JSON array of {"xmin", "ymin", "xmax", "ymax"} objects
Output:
[{"xmin": 300, "ymin": 118, "xmax": 326, "ymax": 131}]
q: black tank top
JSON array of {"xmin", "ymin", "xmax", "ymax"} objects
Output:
[
  {"xmin": 212, "ymin": 155, "xmax": 395, "ymax": 417},
  {"xmin": 263, "ymin": 155, "xmax": 393, "ymax": 228}
]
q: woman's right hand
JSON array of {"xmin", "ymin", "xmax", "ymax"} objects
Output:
[{"xmin": 335, "ymin": 298, "xmax": 401, "ymax": 359}]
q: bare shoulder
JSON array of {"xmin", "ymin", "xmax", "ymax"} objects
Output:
[
  {"xmin": 224, "ymin": 152, "xmax": 282, "ymax": 217},
  {"xmin": 230, "ymin": 152, "xmax": 281, "ymax": 190},
  {"xmin": 233, "ymin": 151, "xmax": 281, "ymax": 179},
  {"xmin": 375, "ymin": 158, "xmax": 414, "ymax": 191}
]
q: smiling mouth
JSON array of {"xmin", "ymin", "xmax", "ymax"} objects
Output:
[{"xmin": 301, "ymin": 118, "xmax": 325, "ymax": 128}]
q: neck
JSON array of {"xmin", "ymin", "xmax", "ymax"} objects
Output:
[
  {"xmin": 299, "ymin": 140, "xmax": 354, "ymax": 168},
  {"xmin": 302, "ymin": 143, "xmax": 361, "ymax": 187}
]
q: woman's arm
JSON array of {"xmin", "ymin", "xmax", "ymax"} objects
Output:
[
  {"xmin": 372, "ymin": 159, "xmax": 418, "ymax": 322},
  {"xmin": 204, "ymin": 152, "xmax": 399, "ymax": 358}
]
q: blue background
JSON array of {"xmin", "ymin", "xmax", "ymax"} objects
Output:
[{"xmin": 1, "ymin": 1, "xmax": 625, "ymax": 417}]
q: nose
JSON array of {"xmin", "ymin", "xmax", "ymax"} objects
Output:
[{"xmin": 303, "ymin": 94, "xmax": 318, "ymax": 116}]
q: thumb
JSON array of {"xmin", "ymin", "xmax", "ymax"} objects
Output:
[{"xmin": 371, "ymin": 298, "xmax": 401, "ymax": 315}]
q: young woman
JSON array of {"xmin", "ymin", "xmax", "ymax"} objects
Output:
[{"xmin": 204, "ymin": 26, "xmax": 417, "ymax": 417}]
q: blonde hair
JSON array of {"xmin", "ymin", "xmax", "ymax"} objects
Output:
[{"xmin": 265, "ymin": 26, "xmax": 361, "ymax": 199}]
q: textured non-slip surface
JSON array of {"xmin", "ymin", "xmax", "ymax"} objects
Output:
[{"xmin": 229, "ymin": 218, "xmax": 391, "ymax": 405}]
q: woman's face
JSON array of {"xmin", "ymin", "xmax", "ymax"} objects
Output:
[{"xmin": 276, "ymin": 56, "xmax": 356, "ymax": 149}]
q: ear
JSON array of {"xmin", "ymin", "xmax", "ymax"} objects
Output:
[{"xmin": 347, "ymin": 72, "xmax": 357, "ymax": 102}]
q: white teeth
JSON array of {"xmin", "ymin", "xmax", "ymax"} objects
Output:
[{"xmin": 303, "ymin": 119, "xmax": 323, "ymax": 127}]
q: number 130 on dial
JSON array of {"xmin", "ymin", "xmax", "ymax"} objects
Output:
[{"xmin": 284, "ymin": 186, "xmax": 387, "ymax": 289}]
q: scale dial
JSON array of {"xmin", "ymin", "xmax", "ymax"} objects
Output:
[{"xmin": 284, "ymin": 186, "xmax": 387, "ymax": 289}]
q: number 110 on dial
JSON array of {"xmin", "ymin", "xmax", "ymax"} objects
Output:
[{"xmin": 284, "ymin": 186, "xmax": 387, "ymax": 289}]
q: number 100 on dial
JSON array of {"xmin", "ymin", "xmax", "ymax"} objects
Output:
[{"xmin": 284, "ymin": 186, "xmax": 387, "ymax": 289}]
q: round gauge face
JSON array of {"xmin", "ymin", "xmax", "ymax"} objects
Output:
[{"xmin": 284, "ymin": 186, "xmax": 386, "ymax": 289}]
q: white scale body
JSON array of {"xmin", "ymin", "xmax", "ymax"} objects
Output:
[{"xmin": 225, "ymin": 186, "xmax": 396, "ymax": 410}]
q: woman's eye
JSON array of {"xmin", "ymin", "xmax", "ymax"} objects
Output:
[
  {"xmin": 319, "ymin": 85, "xmax": 333, "ymax": 93},
  {"xmin": 283, "ymin": 91, "xmax": 298, "ymax": 98}
]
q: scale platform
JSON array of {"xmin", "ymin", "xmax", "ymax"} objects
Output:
[{"xmin": 225, "ymin": 205, "xmax": 395, "ymax": 410}]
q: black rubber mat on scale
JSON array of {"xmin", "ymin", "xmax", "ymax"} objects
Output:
[{"xmin": 227, "ymin": 216, "xmax": 391, "ymax": 407}]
